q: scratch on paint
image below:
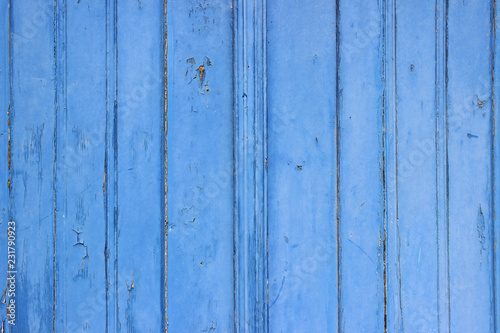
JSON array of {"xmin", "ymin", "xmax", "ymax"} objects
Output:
[
  {"xmin": 347, "ymin": 237, "xmax": 374, "ymax": 263},
  {"xmin": 477, "ymin": 204, "xmax": 486, "ymax": 262},
  {"xmin": 270, "ymin": 276, "xmax": 285, "ymax": 307}
]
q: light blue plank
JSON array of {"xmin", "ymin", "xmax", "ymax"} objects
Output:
[
  {"xmin": 8, "ymin": 1, "xmax": 56, "ymax": 331},
  {"xmin": 54, "ymin": 1, "xmax": 108, "ymax": 331},
  {"xmin": 395, "ymin": 0, "xmax": 440, "ymax": 331},
  {"xmin": 448, "ymin": 0, "xmax": 495, "ymax": 331},
  {"xmin": 267, "ymin": 1, "xmax": 338, "ymax": 331},
  {"xmin": 166, "ymin": 0, "xmax": 234, "ymax": 331},
  {"xmin": 338, "ymin": 1, "xmax": 384, "ymax": 331},
  {"xmin": 116, "ymin": 1, "xmax": 165, "ymax": 331}
]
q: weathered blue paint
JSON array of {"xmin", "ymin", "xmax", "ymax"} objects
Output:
[
  {"xmin": 2, "ymin": 1, "xmax": 166, "ymax": 332},
  {"xmin": 3, "ymin": 0, "xmax": 500, "ymax": 332},
  {"xmin": 166, "ymin": 0, "xmax": 235, "ymax": 332},
  {"xmin": 267, "ymin": 1, "xmax": 338, "ymax": 332}
]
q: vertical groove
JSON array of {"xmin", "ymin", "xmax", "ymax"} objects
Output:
[
  {"xmin": 444, "ymin": 0, "xmax": 450, "ymax": 329},
  {"xmin": 113, "ymin": 0, "xmax": 119, "ymax": 327},
  {"xmin": 104, "ymin": 0, "xmax": 118, "ymax": 331},
  {"xmin": 163, "ymin": 0, "xmax": 168, "ymax": 331},
  {"xmin": 492, "ymin": 0, "xmax": 497, "ymax": 331},
  {"xmin": 256, "ymin": 0, "xmax": 269, "ymax": 333},
  {"xmin": 233, "ymin": 0, "xmax": 268, "ymax": 330},
  {"xmin": 382, "ymin": 0, "xmax": 401, "ymax": 330},
  {"xmin": 232, "ymin": 0, "xmax": 237, "ymax": 329},
  {"xmin": 335, "ymin": 0, "xmax": 342, "ymax": 332},
  {"xmin": 52, "ymin": 0, "xmax": 56, "ymax": 330},
  {"xmin": 435, "ymin": 0, "xmax": 451, "ymax": 331},
  {"xmin": 6, "ymin": 0, "xmax": 13, "ymax": 330},
  {"xmin": 104, "ymin": 1, "xmax": 109, "ymax": 331},
  {"xmin": 381, "ymin": 0, "xmax": 388, "ymax": 331}
]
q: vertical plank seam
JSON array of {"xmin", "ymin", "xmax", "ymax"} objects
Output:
[
  {"xmin": 381, "ymin": 0, "xmax": 388, "ymax": 331},
  {"xmin": 52, "ymin": 0, "xmax": 57, "ymax": 330},
  {"xmin": 104, "ymin": 0, "xmax": 119, "ymax": 331},
  {"xmin": 435, "ymin": 0, "xmax": 451, "ymax": 331},
  {"xmin": 383, "ymin": 0, "xmax": 403, "ymax": 330},
  {"xmin": 260, "ymin": 0, "xmax": 269, "ymax": 330},
  {"xmin": 492, "ymin": 0, "xmax": 498, "ymax": 331},
  {"xmin": 335, "ymin": 1, "xmax": 343, "ymax": 332},
  {"xmin": 163, "ymin": 0, "xmax": 168, "ymax": 331},
  {"xmin": 113, "ymin": 0, "xmax": 119, "ymax": 328},
  {"xmin": 6, "ymin": 1, "xmax": 13, "ymax": 331},
  {"xmin": 444, "ymin": 0, "xmax": 450, "ymax": 329}
]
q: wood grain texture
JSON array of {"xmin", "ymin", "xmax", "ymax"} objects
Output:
[
  {"xmin": 448, "ymin": 1, "xmax": 495, "ymax": 331},
  {"xmin": 0, "ymin": 0, "xmax": 8, "ymax": 330},
  {"xmin": 267, "ymin": 1, "xmax": 338, "ymax": 331},
  {"xmin": 233, "ymin": 0, "xmax": 268, "ymax": 330},
  {"xmin": 8, "ymin": 1, "xmax": 56, "ymax": 331},
  {"xmin": 3, "ymin": 1, "xmax": 500, "ymax": 332},
  {"xmin": 166, "ymin": 0, "xmax": 235, "ymax": 331},
  {"xmin": 116, "ymin": 1, "xmax": 166, "ymax": 331},
  {"xmin": 396, "ymin": 1, "xmax": 438, "ymax": 331}
]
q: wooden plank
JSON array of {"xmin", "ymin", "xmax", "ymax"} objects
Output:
[
  {"xmin": 267, "ymin": 1, "xmax": 338, "ymax": 331},
  {"xmin": 0, "ymin": 0, "xmax": 9, "ymax": 330},
  {"xmin": 53, "ymin": 1, "xmax": 108, "ymax": 331},
  {"xmin": 116, "ymin": 1, "xmax": 166, "ymax": 331},
  {"xmin": 166, "ymin": 0, "xmax": 234, "ymax": 331},
  {"xmin": 8, "ymin": 1, "xmax": 56, "ymax": 331},
  {"xmin": 338, "ymin": 1, "xmax": 384, "ymax": 331},
  {"xmin": 395, "ymin": 0, "xmax": 439, "ymax": 331},
  {"xmin": 448, "ymin": 0, "xmax": 495, "ymax": 331}
]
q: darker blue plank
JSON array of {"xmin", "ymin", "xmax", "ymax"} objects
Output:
[{"xmin": 8, "ymin": 1, "xmax": 56, "ymax": 331}]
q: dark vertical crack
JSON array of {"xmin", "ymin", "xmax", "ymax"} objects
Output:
[
  {"xmin": 113, "ymin": 0, "xmax": 119, "ymax": 327},
  {"xmin": 52, "ymin": 1, "xmax": 58, "ymax": 331},
  {"xmin": 381, "ymin": 0, "xmax": 388, "ymax": 330}
]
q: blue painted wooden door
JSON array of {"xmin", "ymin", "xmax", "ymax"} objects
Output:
[{"xmin": 2, "ymin": 0, "xmax": 500, "ymax": 332}]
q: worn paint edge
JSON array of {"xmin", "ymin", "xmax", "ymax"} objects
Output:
[{"xmin": 233, "ymin": 0, "xmax": 268, "ymax": 331}]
